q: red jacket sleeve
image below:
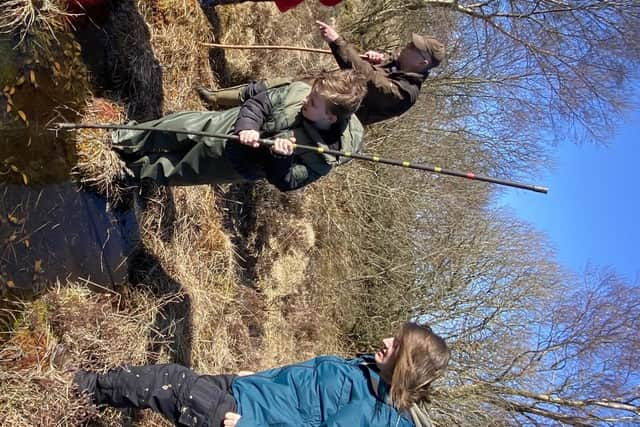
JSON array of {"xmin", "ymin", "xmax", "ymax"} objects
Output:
[{"xmin": 274, "ymin": 0, "xmax": 304, "ymax": 12}]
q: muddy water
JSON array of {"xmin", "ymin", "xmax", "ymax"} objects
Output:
[
  {"xmin": 0, "ymin": 183, "xmax": 137, "ymax": 297},
  {"xmin": 0, "ymin": 5, "xmax": 162, "ymax": 340},
  {"xmin": 1, "ymin": 25, "xmax": 140, "ymax": 307},
  {"xmin": 0, "ymin": 8, "xmax": 154, "ymax": 337}
]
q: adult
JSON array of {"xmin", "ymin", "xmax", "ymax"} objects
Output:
[{"xmin": 317, "ymin": 20, "xmax": 445, "ymax": 125}]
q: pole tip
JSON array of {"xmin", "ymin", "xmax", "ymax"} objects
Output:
[
  {"xmin": 535, "ymin": 186, "xmax": 549, "ymax": 194},
  {"xmin": 55, "ymin": 123, "xmax": 76, "ymax": 129}
]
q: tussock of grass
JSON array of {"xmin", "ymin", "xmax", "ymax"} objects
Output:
[
  {"xmin": 134, "ymin": 184, "xmax": 245, "ymax": 372},
  {"xmin": 224, "ymin": 183, "xmax": 346, "ymax": 365},
  {"xmin": 0, "ymin": 284, "xmax": 157, "ymax": 426},
  {"xmin": 72, "ymin": 98, "xmax": 130, "ymax": 204}
]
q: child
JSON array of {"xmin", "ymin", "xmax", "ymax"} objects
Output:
[
  {"xmin": 74, "ymin": 322, "xmax": 450, "ymax": 427},
  {"xmin": 113, "ymin": 70, "xmax": 365, "ymax": 192}
]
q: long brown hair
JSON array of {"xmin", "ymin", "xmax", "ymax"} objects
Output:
[{"xmin": 389, "ymin": 322, "xmax": 450, "ymax": 411}]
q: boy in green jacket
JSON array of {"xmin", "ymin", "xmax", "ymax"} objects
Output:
[{"xmin": 113, "ymin": 70, "xmax": 366, "ymax": 192}]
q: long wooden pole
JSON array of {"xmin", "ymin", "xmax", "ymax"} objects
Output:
[
  {"xmin": 201, "ymin": 42, "xmax": 333, "ymax": 54},
  {"xmin": 200, "ymin": 42, "xmax": 369, "ymax": 58}
]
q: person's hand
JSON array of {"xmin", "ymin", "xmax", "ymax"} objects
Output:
[
  {"xmin": 363, "ymin": 50, "xmax": 385, "ymax": 64},
  {"xmin": 224, "ymin": 412, "xmax": 241, "ymax": 427},
  {"xmin": 238, "ymin": 130, "xmax": 260, "ymax": 148},
  {"xmin": 316, "ymin": 20, "xmax": 340, "ymax": 43},
  {"xmin": 270, "ymin": 137, "xmax": 296, "ymax": 156}
]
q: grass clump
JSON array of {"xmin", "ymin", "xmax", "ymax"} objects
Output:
[
  {"xmin": 72, "ymin": 97, "xmax": 131, "ymax": 204},
  {"xmin": 0, "ymin": 284, "xmax": 156, "ymax": 426}
]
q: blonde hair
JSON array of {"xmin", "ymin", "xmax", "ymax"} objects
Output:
[
  {"xmin": 390, "ymin": 322, "xmax": 450, "ymax": 411},
  {"xmin": 311, "ymin": 70, "xmax": 367, "ymax": 121}
]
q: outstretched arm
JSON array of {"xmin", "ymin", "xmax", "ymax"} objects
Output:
[{"xmin": 316, "ymin": 20, "xmax": 385, "ymax": 72}]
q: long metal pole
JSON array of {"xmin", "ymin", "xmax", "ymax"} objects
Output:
[{"xmin": 56, "ymin": 122, "xmax": 548, "ymax": 194}]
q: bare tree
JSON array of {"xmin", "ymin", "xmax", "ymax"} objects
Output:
[
  {"xmin": 340, "ymin": 0, "xmax": 640, "ymax": 177},
  {"xmin": 307, "ymin": 164, "xmax": 639, "ymax": 425},
  {"xmin": 417, "ymin": 215, "xmax": 640, "ymax": 425}
]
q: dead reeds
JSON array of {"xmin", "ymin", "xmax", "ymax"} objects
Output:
[
  {"xmin": 0, "ymin": 283, "xmax": 157, "ymax": 426},
  {"xmin": 1, "ymin": 1, "xmax": 357, "ymax": 424},
  {"xmin": 0, "ymin": 0, "xmax": 68, "ymax": 39},
  {"xmin": 215, "ymin": 2, "xmax": 337, "ymax": 82},
  {"xmin": 72, "ymin": 98, "xmax": 131, "ymax": 205}
]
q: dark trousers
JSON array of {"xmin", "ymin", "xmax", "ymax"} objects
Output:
[{"xmin": 75, "ymin": 364, "xmax": 237, "ymax": 427}]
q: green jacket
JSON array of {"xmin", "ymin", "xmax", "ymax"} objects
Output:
[{"xmin": 113, "ymin": 81, "xmax": 364, "ymax": 191}]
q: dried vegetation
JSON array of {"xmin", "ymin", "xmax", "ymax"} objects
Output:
[
  {"xmin": 1, "ymin": 1, "xmax": 357, "ymax": 425},
  {"xmin": 0, "ymin": 284, "xmax": 154, "ymax": 425}
]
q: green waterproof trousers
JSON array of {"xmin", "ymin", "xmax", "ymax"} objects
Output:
[{"xmin": 112, "ymin": 109, "xmax": 247, "ymax": 186}]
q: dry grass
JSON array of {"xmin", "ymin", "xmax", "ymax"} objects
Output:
[
  {"xmin": 133, "ymin": 184, "xmax": 243, "ymax": 372},
  {"xmin": 224, "ymin": 183, "xmax": 347, "ymax": 365},
  {"xmin": 72, "ymin": 97, "xmax": 131, "ymax": 204},
  {"xmin": 0, "ymin": 0, "xmax": 68, "ymax": 39},
  {"xmin": 134, "ymin": 1, "xmax": 217, "ymax": 113},
  {"xmin": 215, "ymin": 2, "xmax": 338, "ymax": 81},
  {"xmin": 0, "ymin": 283, "xmax": 157, "ymax": 426},
  {"xmin": 1, "ymin": 1, "xmax": 367, "ymax": 425}
]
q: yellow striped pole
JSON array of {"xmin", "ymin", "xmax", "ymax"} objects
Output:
[{"xmin": 56, "ymin": 123, "xmax": 548, "ymax": 194}]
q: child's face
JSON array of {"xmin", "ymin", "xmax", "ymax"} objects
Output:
[
  {"xmin": 375, "ymin": 337, "xmax": 399, "ymax": 380},
  {"xmin": 302, "ymin": 90, "xmax": 337, "ymax": 128}
]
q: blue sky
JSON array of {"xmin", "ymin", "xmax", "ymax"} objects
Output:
[{"xmin": 498, "ymin": 108, "xmax": 640, "ymax": 284}]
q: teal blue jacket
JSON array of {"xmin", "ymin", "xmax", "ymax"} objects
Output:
[{"xmin": 231, "ymin": 355, "xmax": 415, "ymax": 427}]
